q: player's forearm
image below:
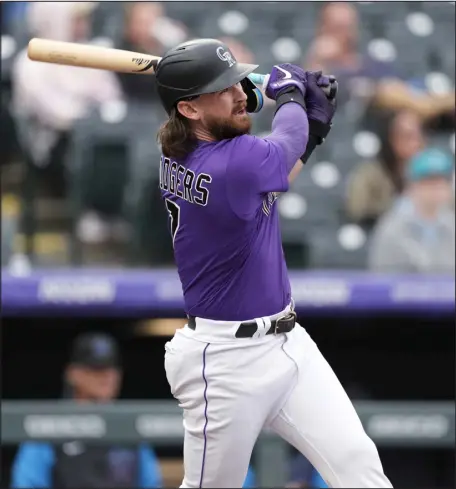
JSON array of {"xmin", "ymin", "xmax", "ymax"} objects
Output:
[
  {"xmin": 268, "ymin": 102, "xmax": 309, "ymax": 174},
  {"xmin": 288, "ymin": 159, "xmax": 305, "ymax": 184}
]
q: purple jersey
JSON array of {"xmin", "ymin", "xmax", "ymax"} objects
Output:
[{"xmin": 160, "ymin": 103, "xmax": 309, "ymax": 320}]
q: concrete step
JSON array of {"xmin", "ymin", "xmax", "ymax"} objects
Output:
[
  {"xmin": 78, "ymin": 240, "xmax": 128, "ymax": 265},
  {"xmin": 29, "ymin": 198, "xmax": 73, "ymax": 231},
  {"xmin": 1, "ymin": 162, "xmax": 24, "ymax": 194},
  {"xmin": 14, "ymin": 232, "xmax": 69, "ymax": 256},
  {"xmin": 35, "ymin": 197, "xmax": 72, "ymax": 219},
  {"xmin": 13, "ymin": 231, "xmax": 70, "ymax": 266},
  {"xmin": 3, "ymin": 193, "xmax": 72, "ymax": 228},
  {"xmin": 4, "ymin": 193, "xmax": 128, "ymax": 266},
  {"xmin": 13, "ymin": 233, "xmax": 128, "ymax": 266},
  {"xmin": 2, "ymin": 193, "xmax": 21, "ymax": 218}
]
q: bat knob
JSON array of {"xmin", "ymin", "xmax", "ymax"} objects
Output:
[{"xmin": 322, "ymin": 75, "xmax": 338, "ymax": 101}]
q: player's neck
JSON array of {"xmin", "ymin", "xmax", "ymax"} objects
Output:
[{"xmin": 193, "ymin": 125, "xmax": 216, "ymax": 142}]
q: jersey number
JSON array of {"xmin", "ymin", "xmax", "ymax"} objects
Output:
[{"xmin": 165, "ymin": 198, "xmax": 180, "ymax": 244}]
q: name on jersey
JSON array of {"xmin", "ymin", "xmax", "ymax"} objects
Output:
[
  {"xmin": 159, "ymin": 156, "xmax": 212, "ymax": 206},
  {"xmin": 262, "ymin": 192, "xmax": 279, "ymax": 216}
]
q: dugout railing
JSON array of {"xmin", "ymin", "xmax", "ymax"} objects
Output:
[{"xmin": 2, "ymin": 400, "xmax": 454, "ymax": 487}]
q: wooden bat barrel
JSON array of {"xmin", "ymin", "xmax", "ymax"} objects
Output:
[{"xmin": 27, "ymin": 38, "xmax": 160, "ymax": 75}]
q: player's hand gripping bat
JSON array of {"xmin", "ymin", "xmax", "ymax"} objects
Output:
[{"xmin": 27, "ymin": 38, "xmax": 337, "ymax": 101}]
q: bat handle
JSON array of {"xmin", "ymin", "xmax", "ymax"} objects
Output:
[
  {"xmin": 248, "ymin": 72, "xmax": 336, "ymax": 99},
  {"xmin": 248, "ymin": 73, "xmax": 267, "ymax": 85}
]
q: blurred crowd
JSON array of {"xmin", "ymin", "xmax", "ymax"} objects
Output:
[{"xmin": 1, "ymin": 1, "xmax": 455, "ymax": 272}]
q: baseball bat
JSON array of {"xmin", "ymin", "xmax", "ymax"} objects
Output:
[
  {"xmin": 27, "ymin": 37, "xmax": 268, "ymax": 84},
  {"xmin": 27, "ymin": 38, "xmax": 336, "ymax": 99},
  {"xmin": 249, "ymin": 73, "xmax": 266, "ymax": 85},
  {"xmin": 27, "ymin": 38, "xmax": 161, "ymax": 75}
]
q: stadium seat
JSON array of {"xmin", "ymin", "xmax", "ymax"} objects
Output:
[
  {"xmin": 122, "ymin": 133, "xmax": 166, "ymax": 264},
  {"xmin": 66, "ymin": 103, "xmax": 164, "ymax": 244},
  {"xmin": 307, "ymin": 225, "xmax": 370, "ymax": 270}
]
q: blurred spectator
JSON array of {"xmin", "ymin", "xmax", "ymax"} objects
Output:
[
  {"xmin": 306, "ymin": 2, "xmax": 455, "ymax": 124},
  {"xmin": 11, "ymin": 2, "xmax": 122, "ymax": 197},
  {"xmin": 368, "ymin": 148, "xmax": 455, "ymax": 273},
  {"xmin": 306, "ymin": 2, "xmax": 398, "ymax": 106},
  {"xmin": 1, "ymin": 0, "xmax": 29, "ymax": 35},
  {"xmin": 305, "ymin": 35, "xmax": 342, "ymax": 74},
  {"xmin": 345, "ymin": 110, "xmax": 426, "ymax": 225},
  {"xmin": 287, "ymin": 453, "xmax": 327, "ymax": 489},
  {"xmin": 243, "ymin": 466, "xmax": 256, "ymax": 488},
  {"xmin": 115, "ymin": 2, "xmax": 187, "ymax": 103},
  {"xmin": 119, "ymin": 2, "xmax": 165, "ymax": 57},
  {"xmin": 115, "ymin": 2, "xmax": 164, "ymax": 103},
  {"xmin": 11, "ymin": 333, "xmax": 162, "ymax": 488}
]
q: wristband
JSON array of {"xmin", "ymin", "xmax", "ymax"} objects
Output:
[{"xmin": 274, "ymin": 88, "xmax": 306, "ymax": 116}]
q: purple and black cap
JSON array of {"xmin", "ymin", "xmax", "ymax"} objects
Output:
[{"xmin": 69, "ymin": 333, "xmax": 121, "ymax": 369}]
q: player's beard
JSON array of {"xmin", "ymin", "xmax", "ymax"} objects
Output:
[{"xmin": 204, "ymin": 110, "xmax": 252, "ymax": 141}]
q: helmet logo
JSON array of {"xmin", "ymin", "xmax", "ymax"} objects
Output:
[{"xmin": 216, "ymin": 47, "xmax": 236, "ymax": 68}]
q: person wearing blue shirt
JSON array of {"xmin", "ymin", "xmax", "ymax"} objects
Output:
[
  {"xmin": 11, "ymin": 333, "xmax": 162, "ymax": 489},
  {"xmin": 369, "ymin": 148, "xmax": 455, "ymax": 274},
  {"xmin": 12, "ymin": 440, "xmax": 254, "ymax": 488},
  {"xmin": 1, "ymin": 1, "xmax": 29, "ymax": 34},
  {"xmin": 11, "ymin": 441, "xmax": 162, "ymax": 489},
  {"xmin": 243, "ymin": 465, "xmax": 256, "ymax": 488},
  {"xmin": 287, "ymin": 452, "xmax": 328, "ymax": 489}
]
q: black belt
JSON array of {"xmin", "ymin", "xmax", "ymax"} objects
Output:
[{"xmin": 187, "ymin": 311, "xmax": 297, "ymax": 338}]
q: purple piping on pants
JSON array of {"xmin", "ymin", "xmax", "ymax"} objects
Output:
[{"xmin": 199, "ymin": 343, "xmax": 210, "ymax": 488}]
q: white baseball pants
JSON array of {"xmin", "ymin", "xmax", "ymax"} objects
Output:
[{"xmin": 164, "ymin": 304, "xmax": 393, "ymax": 488}]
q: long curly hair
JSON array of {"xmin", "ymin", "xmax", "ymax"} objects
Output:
[{"xmin": 157, "ymin": 108, "xmax": 197, "ymax": 160}]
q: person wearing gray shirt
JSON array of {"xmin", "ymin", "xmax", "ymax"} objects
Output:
[{"xmin": 369, "ymin": 148, "xmax": 455, "ymax": 273}]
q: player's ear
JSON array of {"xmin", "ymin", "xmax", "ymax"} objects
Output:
[{"xmin": 177, "ymin": 100, "xmax": 200, "ymax": 121}]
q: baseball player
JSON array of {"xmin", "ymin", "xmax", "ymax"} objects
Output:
[{"xmin": 155, "ymin": 38, "xmax": 392, "ymax": 488}]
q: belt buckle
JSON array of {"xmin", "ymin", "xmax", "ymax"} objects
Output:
[{"xmin": 274, "ymin": 310, "xmax": 297, "ymax": 334}]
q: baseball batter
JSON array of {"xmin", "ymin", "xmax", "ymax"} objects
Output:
[{"xmin": 156, "ymin": 38, "xmax": 392, "ymax": 488}]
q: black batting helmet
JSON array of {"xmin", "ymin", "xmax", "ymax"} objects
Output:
[{"xmin": 155, "ymin": 38, "xmax": 264, "ymax": 115}]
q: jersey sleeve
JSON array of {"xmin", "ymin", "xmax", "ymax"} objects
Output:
[
  {"xmin": 225, "ymin": 135, "xmax": 289, "ymax": 220},
  {"xmin": 226, "ymin": 103, "xmax": 308, "ymax": 221}
]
